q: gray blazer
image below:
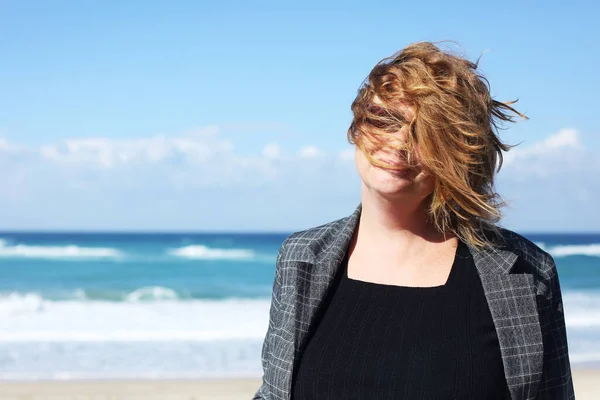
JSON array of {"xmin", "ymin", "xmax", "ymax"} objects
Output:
[{"xmin": 254, "ymin": 203, "xmax": 575, "ymax": 400}]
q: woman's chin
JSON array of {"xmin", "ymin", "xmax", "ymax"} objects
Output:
[{"xmin": 362, "ymin": 167, "xmax": 434, "ymax": 199}]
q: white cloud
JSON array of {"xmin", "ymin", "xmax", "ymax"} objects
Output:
[
  {"xmin": 36, "ymin": 127, "xmax": 228, "ymax": 168},
  {"xmin": 298, "ymin": 145, "xmax": 321, "ymax": 158},
  {"xmin": 504, "ymin": 128, "xmax": 582, "ymax": 168},
  {"xmin": 0, "ymin": 126, "xmax": 359, "ymax": 230},
  {"xmin": 0, "ymin": 138, "xmax": 21, "ymax": 153},
  {"xmin": 262, "ymin": 143, "xmax": 281, "ymax": 159}
]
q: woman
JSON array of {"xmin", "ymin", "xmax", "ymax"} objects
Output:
[{"xmin": 254, "ymin": 42, "xmax": 574, "ymax": 400}]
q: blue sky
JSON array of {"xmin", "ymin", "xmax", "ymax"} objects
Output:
[{"xmin": 0, "ymin": 1, "xmax": 598, "ymax": 232}]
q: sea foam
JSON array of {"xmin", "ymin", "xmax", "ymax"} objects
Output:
[
  {"xmin": 0, "ymin": 239, "xmax": 122, "ymax": 260},
  {"xmin": 168, "ymin": 245, "xmax": 256, "ymax": 260},
  {"xmin": 0, "ymin": 296, "xmax": 271, "ymax": 341},
  {"xmin": 547, "ymin": 243, "xmax": 600, "ymax": 258},
  {"xmin": 563, "ymin": 291, "xmax": 600, "ymax": 327},
  {"xmin": 125, "ymin": 286, "xmax": 180, "ymax": 302}
]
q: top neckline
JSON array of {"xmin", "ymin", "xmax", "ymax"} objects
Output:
[{"xmin": 343, "ymin": 239, "xmax": 469, "ymax": 291}]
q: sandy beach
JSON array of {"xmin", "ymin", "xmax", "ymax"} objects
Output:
[
  {"xmin": 0, "ymin": 370, "xmax": 597, "ymax": 400},
  {"xmin": 0, "ymin": 378, "xmax": 259, "ymax": 400}
]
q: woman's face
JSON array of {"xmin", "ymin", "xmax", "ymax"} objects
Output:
[{"xmin": 354, "ymin": 102, "xmax": 435, "ymax": 201}]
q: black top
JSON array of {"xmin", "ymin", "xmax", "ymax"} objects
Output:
[{"xmin": 291, "ymin": 239, "xmax": 508, "ymax": 400}]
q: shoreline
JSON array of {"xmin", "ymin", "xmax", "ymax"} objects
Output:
[{"xmin": 0, "ymin": 369, "xmax": 598, "ymax": 400}]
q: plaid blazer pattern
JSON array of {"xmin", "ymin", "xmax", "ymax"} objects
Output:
[{"xmin": 254, "ymin": 203, "xmax": 575, "ymax": 400}]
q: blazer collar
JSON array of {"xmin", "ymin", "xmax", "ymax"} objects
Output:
[{"xmin": 317, "ymin": 202, "xmax": 519, "ymax": 275}]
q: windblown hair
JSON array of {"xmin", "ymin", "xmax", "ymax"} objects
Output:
[{"xmin": 347, "ymin": 41, "xmax": 527, "ymax": 249}]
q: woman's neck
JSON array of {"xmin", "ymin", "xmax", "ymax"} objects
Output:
[{"xmin": 357, "ymin": 191, "xmax": 456, "ymax": 254}]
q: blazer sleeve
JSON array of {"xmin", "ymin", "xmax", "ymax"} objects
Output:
[
  {"xmin": 253, "ymin": 240, "xmax": 287, "ymax": 400},
  {"xmin": 536, "ymin": 254, "xmax": 575, "ymax": 399}
]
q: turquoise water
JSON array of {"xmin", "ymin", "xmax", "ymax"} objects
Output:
[
  {"xmin": 0, "ymin": 232, "xmax": 598, "ymax": 379},
  {"xmin": 0, "ymin": 233, "xmax": 281, "ymax": 301}
]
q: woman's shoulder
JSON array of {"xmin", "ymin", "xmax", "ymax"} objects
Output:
[
  {"xmin": 278, "ymin": 207, "xmax": 360, "ymax": 263},
  {"xmin": 284, "ymin": 215, "xmax": 350, "ymax": 245},
  {"xmin": 492, "ymin": 226, "xmax": 557, "ymax": 281}
]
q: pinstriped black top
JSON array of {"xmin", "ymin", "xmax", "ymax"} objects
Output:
[{"xmin": 291, "ymin": 239, "xmax": 508, "ymax": 399}]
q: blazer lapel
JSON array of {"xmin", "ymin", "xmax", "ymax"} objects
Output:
[
  {"xmin": 282, "ymin": 205, "xmax": 362, "ymax": 397},
  {"xmin": 467, "ymin": 243, "xmax": 544, "ymax": 400}
]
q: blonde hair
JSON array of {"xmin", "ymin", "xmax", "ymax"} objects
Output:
[{"xmin": 347, "ymin": 41, "xmax": 526, "ymax": 249}]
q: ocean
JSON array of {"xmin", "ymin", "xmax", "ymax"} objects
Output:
[{"xmin": 0, "ymin": 232, "xmax": 598, "ymax": 380}]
